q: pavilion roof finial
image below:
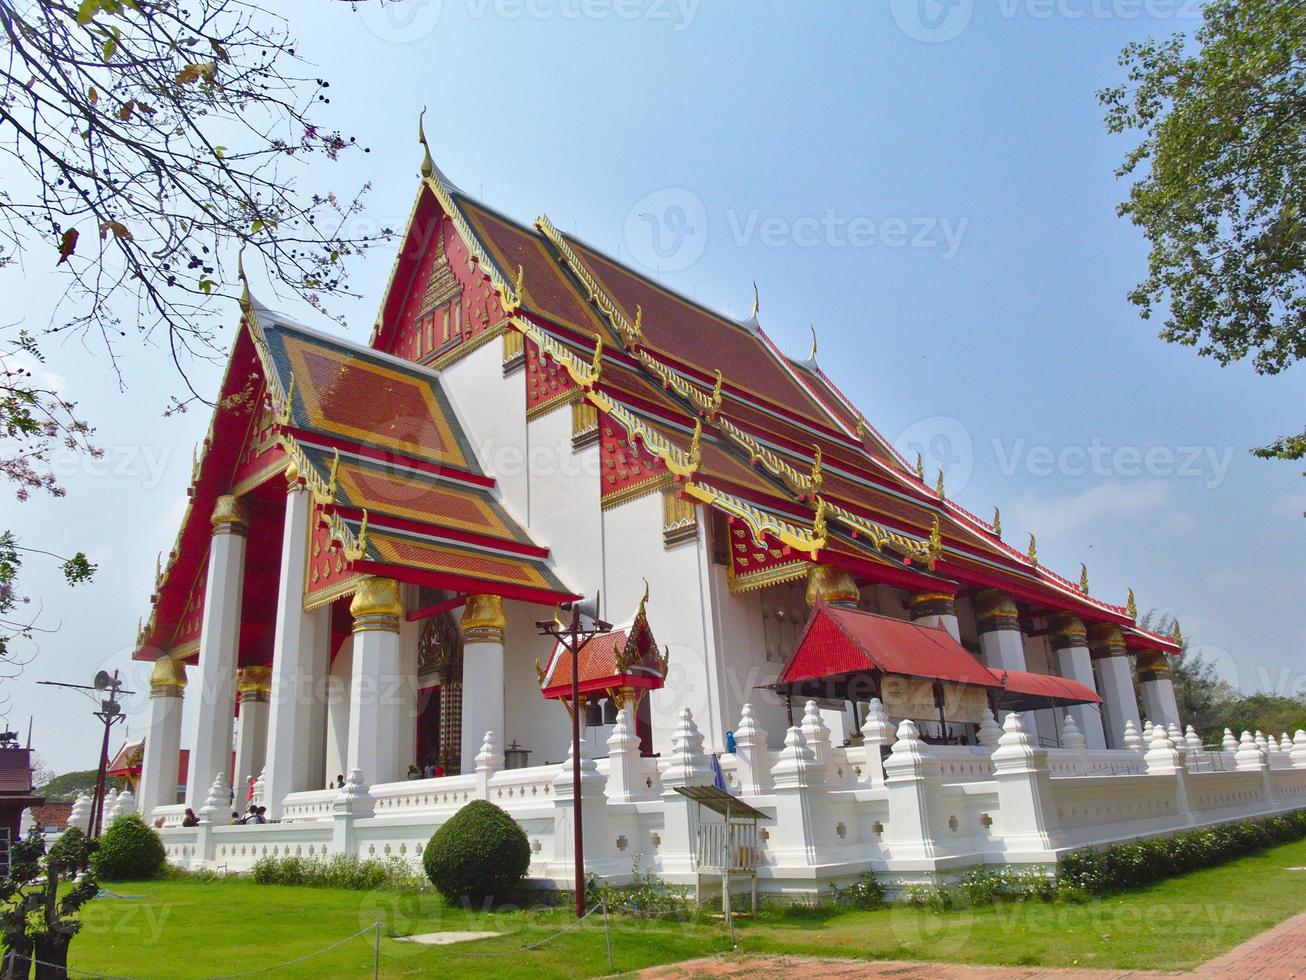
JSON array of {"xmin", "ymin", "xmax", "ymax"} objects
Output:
[
  {"xmin": 1079, "ymin": 563, "xmax": 1090, "ymax": 594},
  {"xmin": 236, "ymin": 246, "xmax": 251, "ymax": 311},
  {"xmin": 1027, "ymin": 532, "xmax": 1038, "ymax": 568},
  {"xmin": 418, "ymin": 106, "xmax": 434, "ymax": 179},
  {"xmin": 992, "ymin": 506, "xmax": 1002, "ymax": 537},
  {"xmin": 1127, "ymin": 587, "xmax": 1137, "ymax": 620},
  {"xmin": 809, "ymin": 324, "xmax": 818, "ymax": 361},
  {"xmin": 749, "ymin": 281, "xmax": 760, "ymax": 319}
]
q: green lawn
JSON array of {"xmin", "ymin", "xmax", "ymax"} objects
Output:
[{"xmin": 71, "ymin": 838, "xmax": 1306, "ymax": 978}]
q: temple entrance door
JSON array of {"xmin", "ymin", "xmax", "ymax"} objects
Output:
[{"xmin": 416, "ymin": 685, "xmax": 440, "ymax": 772}]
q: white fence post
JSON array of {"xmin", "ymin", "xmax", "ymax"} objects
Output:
[{"xmin": 991, "ymin": 712, "xmax": 1059, "ymax": 852}]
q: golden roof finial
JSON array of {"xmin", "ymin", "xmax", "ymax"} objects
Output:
[
  {"xmin": 810, "ymin": 443, "xmax": 823, "ymax": 497},
  {"xmin": 855, "ymin": 415, "xmax": 866, "ymax": 438},
  {"xmin": 513, "ymin": 263, "xmax": 524, "ymax": 309},
  {"xmin": 1171, "ymin": 618, "xmax": 1183, "ymax": 645},
  {"xmin": 236, "ymin": 246, "xmax": 251, "ymax": 311},
  {"xmin": 749, "ymin": 281, "xmax": 760, "ymax": 319},
  {"xmin": 915, "ymin": 452, "xmax": 925, "ymax": 480},
  {"xmin": 590, "ymin": 335, "xmax": 604, "ymax": 384},
  {"xmin": 928, "ymin": 514, "xmax": 943, "ymax": 565},
  {"xmin": 417, "ymin": 106, "xmax": 434, "ymax": 179},
  {"xmin": 328, "ymin": 447, "xmax": 341, "ymax": 496},
  {"xmin": 935, "ymin": 469, "xmax": 945, "ymax": 499},
  {"xmin": 708, "ymin": 369, "xmax": 723, "ymax": 416},
  {"xmin": 688, "ymin": 418, "xmax": 703, "ymax": 470},
  {"xmin": 631, "ymin": 304, "xmax": 644, "ymax": 345},
  {"xmin": 812, "ymin": 494, "xmax": 828, "ymax": 544},
  {"xmin": 1127, "ymin": 587, "xmax": 1138, "ymax": 620},
  {"xmin": 809, "ymin": 325, "xmax": 818, "ymax": 360},
  {"xmin": 1079, "ymin": 563, "xmax": 1090, "ymax": 594},
  {"xmin": 1027, "ymin": 532, "xmax": 1038, "ymax": 568},
  {"xmin": 993, "ymin": 506, "xmax": 1002, "ymax": 537},
  {"xmin": 637, "ymin": 576, "xmax": 650, "ymax": 616}
]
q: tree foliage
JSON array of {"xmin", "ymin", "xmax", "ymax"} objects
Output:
[
  {"xmin": 422, "ymin": 800, "xmax": 531, "ymax": 905},
  {"xmin": 0, "ymin": 828, "xmax": 98, "ymax": 980},
  {"xmin": 1101, "ymin": 0, "xmax": 1306, "ymax": 459},
  {"xmin": 91, "ymin": 813, "xmax": 166, "ymax": 881}
]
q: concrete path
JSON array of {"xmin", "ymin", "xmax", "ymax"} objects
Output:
[{"xmin": 639, "ymin": 908, "xmax": 1306, "ymax": 979}]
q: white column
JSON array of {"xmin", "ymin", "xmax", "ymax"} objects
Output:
[
  {"xmin": 263, "ymin": 476, "xmax": 329, "ymax": 816},
  {"xmin": 975, "ymin": 590, "xmax": 1033, "ymax": 731},
  {"xmin": 1138, "ymin": 649, "xmax": 1182, "ymax": 730},
  {"xmin": 459, "ymin": 595, "xmax": 505, "ymax": 774},
  {"xmin": 1048, "ymin": 613, "xmax": 1107, "ymax": 750},
  {"xmin": 137, "ymin": 657, "xmax": 186, "ymax": 820},
  {"xmin": 185, "ymin": 494, "xmax": 247, "ymax": 812},
  {"xmin": 1089, "ymin": 624, "xmax": 1142, "ymax": 748},
  {"xmin": 909, "ymin": 591, "xmax": 961, "ymax": 642},
  {"xmin": 345, "ymin": 576, "xmax": 404, "ymax": 786},
  {"xmin": 232, "ymin": 667, "xmax": 270, "ymax": 802}
]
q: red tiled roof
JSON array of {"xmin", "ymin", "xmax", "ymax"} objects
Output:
[
  {"xmin": 779, "ymin": 603, "xmax": 1001, "ymax": 689},
  {"xmin": 539, "ymin": 606, "xmax": 667, "ymax": 700},
  {"xmin": 992, "ymin": 670, "xmax": 1103, "ymax": 710}
]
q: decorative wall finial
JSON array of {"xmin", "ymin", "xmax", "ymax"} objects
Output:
[
  {"xmin": 749, "ymin": 281, "xmax": 760, "ymax": 319},
  {"xmin": 1027, "ymin": 532, "xmax": 1038, "ymax": 568},
  {"xmin": 1079, "ymin": 563, "xmax": 1089, "ymax": 594},
  {"xmin": 417, "ymin": 106, "xmax": 434, "ymax": 179},
  {"xmin": 993, "ymin": 506, "xmax": 1002, "ymax": 537},
  {"xmin": 1127, "ymin": 587, "xmax": 1137, "ymax": 620}
]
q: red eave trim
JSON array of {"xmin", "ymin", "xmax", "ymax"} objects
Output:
[
  {"xmin": 330, "ymin": 505, "xmax": 550, "ymax": 560},
  {"xmin": 284, "ymin": 428, "xmax": 497, "ymax": 490}
]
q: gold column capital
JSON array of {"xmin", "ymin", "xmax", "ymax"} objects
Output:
[
  {"xmin": 909, "ymin": 591, "xmax": 957, "ymax": 621},
  {"xmin": 805, "ymin": 563, "xmax": 859, "ymax": 609},
  {"xmin": 350, "ymin": 576, "xmax": 403, "ymax": 632},
  {"xmin": 236, "ymin": 665, "xmax": 273, "ymax": 702},
  {"xmin": 1087, "ymin": 622, "xmax": 1127, "ymax": 658},
  {"xmin": 461, "ymin": 594, "xmax": 505, "ymax": 643},
  {"xmin": 974, "ymin": 589, "xmax": 1019, "ymax": 633},
  {"xmin": 1135, "ymin": 648, "xmax": 1173, "ymax": 681},
  {"xmin": 149, "ymin": 656, "xmax": 187, "ymax": 698},
  {"xmin": 1047, "ymin": 612, "xmax": 1088, "ymax": 649},
  {"xmin": 211, "ymin": 494, "xmax": 248, "ymax": 535}
]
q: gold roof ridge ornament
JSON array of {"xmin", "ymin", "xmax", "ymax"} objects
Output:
[
  {"xmin": 636, "ymin": 576, "xmax": 651, "ymax": 620},
  {"xmin": 417, "ymin": 106, "xmax": 434, "ymax": 179},
  {"xmin": 928, "ymin": 515, "xmax": 943, "ymax": 567},
  {"xmin": 915, "ymin": 453, "xmax": 925, "ymax": 480},
  {"xmin": 1171, "ymin": 618, "xmax": 1183, "ymax": 646},
  {"xmin": 589, "ymin": 335, "xmax": 604, "ymax": 385},
  {"xmin": 935, "ymin": 469, "xmax": 945, "ymax": 500},
  {"xmin": 236, "ymin": 246, "xmax": 251, "ymax": 312},
  {"xmin": 993, "ymin": 506, "xmax": 1002, "ymax": 537},
  {"xmin": 809, "ymin": 443, "xmax": 823, "ymax": 498},
  {"xmin": 812, "ymin": 494, "xmax": 828, "ymax": 546},
  {"xmin": 327, "ymin": 447, "xmax": 341, "ymax": 497},
  {"xmin": 687, "ymin": 419, "xmax": 703, "ymax": 472},
  {"xmin": 536, "ymin": 213, "xmax": 641, "ymax": 348},
  {"xmin": 272, "ymin": 372, "xmax": 295, "ymax": 427},
  {"xmin": 749, "ymin": 281, "xmax": 760, "ymax": 320},
  {"xmin": 1079, "ymin": 563, "xmax": 1090, "ymax": 595},
  {"xmin": 809, "ymin": 325, "xmax": 818, "ymax": 360},
  {"xmin": 631, "ymin": 304, "xmax": 644, "ymax": 346},
  {"xmin": 1127, "ymin": 587, "xmax": 1138, "ymax": 620},
  {"xmin": 1027, "ymin": 532, "xmax": 1038, "ymax": 568},
  {"xmin": 708, "ymin": 369, "xmax": 723, "ymax": 417}
]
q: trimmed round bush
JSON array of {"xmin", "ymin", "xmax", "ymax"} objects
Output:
[
  {"xmin": 91, "ymin": 812, "xmax": 167, "ymax": 881},
  {"xmin": 422, "ymin": 800, "xmax": 530, "ymax": 904}
]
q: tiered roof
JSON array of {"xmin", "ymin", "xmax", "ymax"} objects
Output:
[{"xmin": 370, "ymin": 151, "xmax": 1178, "ymax": 652}]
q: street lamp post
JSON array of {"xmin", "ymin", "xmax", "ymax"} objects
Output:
[
  {"xmin": 536, "ymin": 596, "xmax": 610, "ymax": 918},
  {"xmin": 38, "ymin": 670, "xmax": 131, "ymax": 838}
]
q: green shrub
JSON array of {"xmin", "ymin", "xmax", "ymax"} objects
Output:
[
  {"xmin": 422, "ymin": 800, "xmax": 531, "ymax": 905},
  {"xmin": 249, "ymin": 854, "xmax": 426, "ymax": 891},
  {"xmin": 90, "ymin": 813, "xmax": 166, "ymax": 881},
  {"xmin": 833, "ymin": 872, "xmax": 886, "ymax": 910},
  {"xmin": 591, "ymin": 857, "xmax": 693, "ymax": 916},
  {"xmin": 905, "ymin": 881, "xmax": 960, "ymax": 911},
  {"xmin": 1058, "ymin": 809, "xmax": 1306, "ymax": 896}
]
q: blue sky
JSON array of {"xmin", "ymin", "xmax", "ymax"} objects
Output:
[{"xmin": 5, "ymin": 0, "xmax": 1303, "ymax": 773}]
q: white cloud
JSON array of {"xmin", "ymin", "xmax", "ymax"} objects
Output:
[
  {"xmin": 1009, "ymin": 481, "xmax": 1171, "ymax": 538},
  {"xmin": 0, "ymin": 350, "xmax": 68, "ymax": 398}
]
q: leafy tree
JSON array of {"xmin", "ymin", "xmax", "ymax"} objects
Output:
[
  {"xmin": 34, "ymin": 770, "xmax": 99, "ymax": 804},
  {"xmin": 1101, "ymin": 0, "xmax": 1306, "ymax": 460},
  {"xmin": 0, "ymin": 0, "xmax": 387, "ymax": 686},
  {"xmin": 0, "ymin": 828, "xmax": 98, "ymax": 980}
]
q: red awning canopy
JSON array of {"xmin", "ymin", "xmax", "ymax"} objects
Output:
[
  {"xmin": 774, "ymin": 602, "xmax": 1103, "ymax": 710},
  {"xmin": 776, "ymin": 602, "xmax": 1003, "ymax": 694},
  {"xmin": 991, "ymin": 670, "xmax": 1103, "ymax": 711}
]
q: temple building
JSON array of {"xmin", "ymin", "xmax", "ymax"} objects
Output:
[{"xmin": 126, "ymin": 139, "xmax": 1287, "ymax": 892}]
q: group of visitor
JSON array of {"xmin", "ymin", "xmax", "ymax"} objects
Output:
[{"xmin": 406, "ymin": 762, "xmax": 445, "ymax": 779}]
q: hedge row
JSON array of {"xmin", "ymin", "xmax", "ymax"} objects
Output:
[{"xmin": 1059, "ymin": 808, "xmax": 1306, "ymax": 896}]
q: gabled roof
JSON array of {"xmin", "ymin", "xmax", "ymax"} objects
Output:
[
  {"xmin": 361, "ymin": 155, "xmax": 1176, "ymax": 646},
  {"xmin": 536, "ymin": 593, "xmax": 668, "ymax": 701}
]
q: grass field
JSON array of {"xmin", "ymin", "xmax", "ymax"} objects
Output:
[{"xmin": 68, "ymin": 837, "xmax": 1306, "ymax": 978}]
